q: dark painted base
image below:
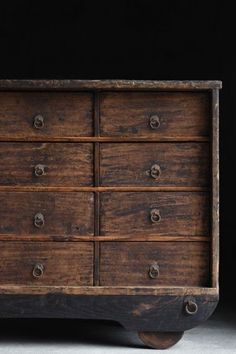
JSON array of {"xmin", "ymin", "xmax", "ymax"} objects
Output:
[{"xmin": 0, "ymin": 294, "xmax": 218, "ymax": 348}]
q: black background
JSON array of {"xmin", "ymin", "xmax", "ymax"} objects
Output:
[{"xmin": 0, "ymin": 1, "xmax": 233, "ymax": 303}]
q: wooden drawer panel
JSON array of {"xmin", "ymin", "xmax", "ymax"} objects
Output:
[
  {"xmin": 0, "ymin": 143, "xmax": 93, "ymax": 186},
  {"xmin": 0, "ymin": 92, "xmax": 93, "ymax": 138},
  {"xmin": 0, "ymin": 192, "xmax": 94, "ymax": 237},
  {"xmin": 100, "ymin": 242, "xmax": 210, "ymax": 286},
  {"xmin": 100, "ymin": 92, "xmax": 210, "ymax": 137},
  {"xmin": 100, "ymin": 143, "xmax": 209, "ymax": 187},
  {"xmin": 0, "ymin": 242, "xmax": 93, "ymax": 285},
  {"xmin": 100, "ymin": 192, "xmax": 209, "ymax": 236}
]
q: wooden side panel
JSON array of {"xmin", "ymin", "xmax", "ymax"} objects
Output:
[
  {"xmin": 100, "ymin": 242, "xmax": 210, "ymax": 286},
  {"xmin": 100, "ymin": 92, "xmax": 210, "ymax": 137},
  {"xmin": 0, "ymin": 143, "xmax": 93, "ymax": 186},
  {"xmin": 0, "ymin": 92, "xmax": 93, "ymax": 138},
  {"xmin": 0, "ymin": 242, "xmax": 93, "ymax": 286},
  {"xmin": 100, "ymin": 192, "xmax": 209, "ymax": 236},
  {"xmin": 0, "ymin": 192, "xmax": 94, "ymax": 237},
  {"xmin": 100, "ymin": 143, "xmax": 210, "ymax": 187}
]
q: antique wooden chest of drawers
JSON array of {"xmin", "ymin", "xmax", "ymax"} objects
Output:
[{"xmin": 0, "ymin": 80, "xmax": 221, "ymax": 349}]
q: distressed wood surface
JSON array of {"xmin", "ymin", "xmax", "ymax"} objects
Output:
[
  {"xmin": 0, "ymin": 143, "xmax": 93, "ymax": 186},
  {"xmin": 211, "ymin": 89, "xmax": 220, "ymax": 289},
  {"xmin": 0, "ymin": 80, "xmax": 220, "ymax": 347},
  {"xmin": 0, "ymin": 192, "xmax": 94, "ymax": 237},
  {"xmin": 100, "ymin": 143, "xmax": 210, "ymax": 187},
  {"xmin": 100, "ymin": 192, "xmax": 209, "ymax": 236},
  {"xmin": 100, "ymin": 92, "xmax": 210, "ymax": 137},
  {"xmin": 0, "ymin": 286, "xmax": 217, "ymax": 296},
  {"xmin": 100, "ymin": 242, "xmax": 210, "ymax": 286},
  {"xmin": 0, "ymin": 92, "xmax": 93, "ymax": 138},
  {"xmin": 0, "ymin": 294, "xmax": 218, "ymax": 332},
  {"xmin": 0, "ymin": 80, "xmax": 222, "ymax": 90},
  {"xmin": 0, "ymin": 235, "xmax": 210, "ymax": 242},
  {"xmin": 0, "ymin": 242, "xmax": 93, "ymax": 286}
]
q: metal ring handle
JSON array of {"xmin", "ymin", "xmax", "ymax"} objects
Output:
[
  {"xmin": 34, "ymin": 213, "xmax": 45, "ymax": 228},
  {"xmin": 149, "ymin": 263, "xmax": 160, "ymax": 279},
  {"xmin": 150, "ymin": 209, "xmax": 161, "ymax": 223},
  {"xmin": 32, "ymin": 263, "xmax": 44, "ymax": 278},
  {"xmin": 34, "ymin": 164, "xmax": 46, "ymax": 177},
  {"xmin": 149, "ymin": 114, "xmax": 160, "ymax": 130},
  {"xmin": 33, "ymin": 114, "xmax": 44, "ymax": 129},
  {"xmin": 150, "ymin": 164, "xmax": 161, "ymax": 179},
  {"xmin": 185, "ymin": 300, "xmax": 198, "ymax": 315}
]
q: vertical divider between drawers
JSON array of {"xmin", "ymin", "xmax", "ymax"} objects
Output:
[{"xmin": 94, "ymin": 92, "xmax": 100, "ymax": 286}]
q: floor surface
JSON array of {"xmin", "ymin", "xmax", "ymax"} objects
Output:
[{"xmin": 0, "ymin": 303, "xmax": 235, "ymax": 353}]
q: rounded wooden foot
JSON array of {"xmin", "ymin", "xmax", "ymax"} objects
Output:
[{"xmin": 138, "ymin": 331, "xmax": 184, "ymax": 349}]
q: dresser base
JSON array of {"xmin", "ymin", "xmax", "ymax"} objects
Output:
[{"xmin": 0, "ymin": 293, "xmax": 218, "ymax": 348}]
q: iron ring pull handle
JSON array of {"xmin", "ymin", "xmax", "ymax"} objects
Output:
[
  {"xmin": 150, "ymin": 164, "xmax": 161, "ymax": 179},
  {"xmin": 150, "ymin": 209, "xmax": 161, "ymax": 223},
  {"xmin": 149, "ymin": 263, "xmax": 160, "ymax": 279},
  {"xmin": 34, "ymin": 212, "xmax": 45, "ymax": 228},
  {"xmin": 185, "ymin": 300, "xmax": 198, "ymax": 315},
  {"xmin": 32, "ymin": 263, "xmax": 44, "ymax": 278},
  {"xmin": 33, "ymin": 114, "xmax": 44, "ymax": 129},
  {"xmin": 34, "ymin": 164, "xmax": 46, "ymax": 177},
  {"xmin": 149, "ymin": 114, "xmax": 160, "ymax": 130}
]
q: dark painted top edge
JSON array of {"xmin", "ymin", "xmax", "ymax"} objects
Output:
[{"xmin": 0, "ymin": 80, "xmax": 222, "ymax": 91}]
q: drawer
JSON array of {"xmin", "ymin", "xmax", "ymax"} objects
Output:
[
  {"xmin": 0, "ymin": 92, "xmax": 93, "ymax": 138},
  {"xmin": 100, "ymin": 242, "xmax": 210, "ymax": 286},
  {"xmin": 0, "ymin": 242, "xmax": 93, "ymax": 285},
  {"xmin": 0, "ymin": 143, "xmax": 93, "ymax": 186},
  {"xmin": 100, "ymin": 143, "xmax": 209, "ymax": 187},
  {"xmin": 0, "ymin": 192, "xmax": 94, "ymax": 237},
  {"xmin": 100, "ymin": 92, "xmax": 210, "ymax": 137},
  {"xmin": 100, "ymin": 192, "xmax": 209, "ymax": 236}
]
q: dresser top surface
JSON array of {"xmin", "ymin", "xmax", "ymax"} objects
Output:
[{"xmin": 0, "ymin": 80, "xmax": 222, "ymax": 91}]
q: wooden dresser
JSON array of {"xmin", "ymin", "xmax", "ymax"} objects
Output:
[{"xmin": 0, "ymin": 80, "xmax": 221, "ymax": 349}]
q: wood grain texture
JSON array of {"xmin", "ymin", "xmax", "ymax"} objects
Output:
[
  {"xmin": 0, "ymin": 242, "xmax": 93, "ymax": 286},
  {"xmin": 0, "ymin": 142, "xmax": 93, "ymax": 186},
  {"xmin": 0, "ymin": 294, "xmax": 218, "ymax": 332},
  {"xmin": 0, "ymin": 285, "xmax": 218, "ymax": 296},
  {"xmin": 0, "ymin": 80, "xmax": 222, "ymax": 90},
  {"xmin": 0, "ymin": 92, "xmax": 93, "ymax": 138},
  {"xmin": 100, "ymin": 242, "xmax": 210, "ymax": 286},
  {"xmin": 100, "ymin": 192, "xmax": 209, "ymax": 236},
  {"xmin": 100, "ymin": 143, "xmax": 210, "ymax": 187},
  {"xmin": 211, "ymin": 89, "xmax": 220, "ymax": 289},
  {"xmin": 0, "ymin": 192, "xmax": 94, "ymax": 237},
  {"xmin": 100, "ymin": 92, "xmax": 210, "ymax": 137}
]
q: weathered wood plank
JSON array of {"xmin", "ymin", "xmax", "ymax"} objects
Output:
[
  {"xmin": 0, "ymin": 143, "xmax": 93, "ymax": 186},
  {"xmin": 0, "ymin": 192, "xmax": 94, "ymax": 237},
  {"xmin": 0, "ymin": 242, "xmax": 94, "ymax": 286},
  {"xmin": 100, "ymin": 192, "xmax": 209, "ymax": 236},
  {"xmin": 100, "ymin": 242, "xmax": 210, "ymax": 287},
  {"xmin": 0, "ymin": 80, "xmax": 222, "ymax": 90},
  {"xmin": 100, "ymin": 92, "xmax": 210, "ymax": 137},
  {"xmin": 0, "ymin": 294, "xmax": 218, "ymax": 332},
  {"xmin": 100, "ymin": 143, "xmax": 210, "ymax": 187}
]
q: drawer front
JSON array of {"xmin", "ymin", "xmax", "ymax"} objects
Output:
[
  {"xmin": 0, "ymin": 192, "xmax": 94, "ymax": 237},
  {"xmin": 0, "ymin": 242, "xmax": 93, "ymax": 285},
  {"xmin": 100, "ymin": 143, "xmax": 209, "ymax": 187},
  {"xmin": 100, "ymin": 92, "xmax": 210, "ymax": 137},
  {"xmin": 100, "ymin": 192, "xmax": 209, "ymax": 236},
  {"xmin": 0, "ymin": 92, "xmax": 93, "ymax": 138},
  {"xmin": 0, "ymin": 143, "xmax": 93, "ymax": 186},
  {"xmin": 100, "ymin": 242, "xmax": 210, "ymax": 286}
]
